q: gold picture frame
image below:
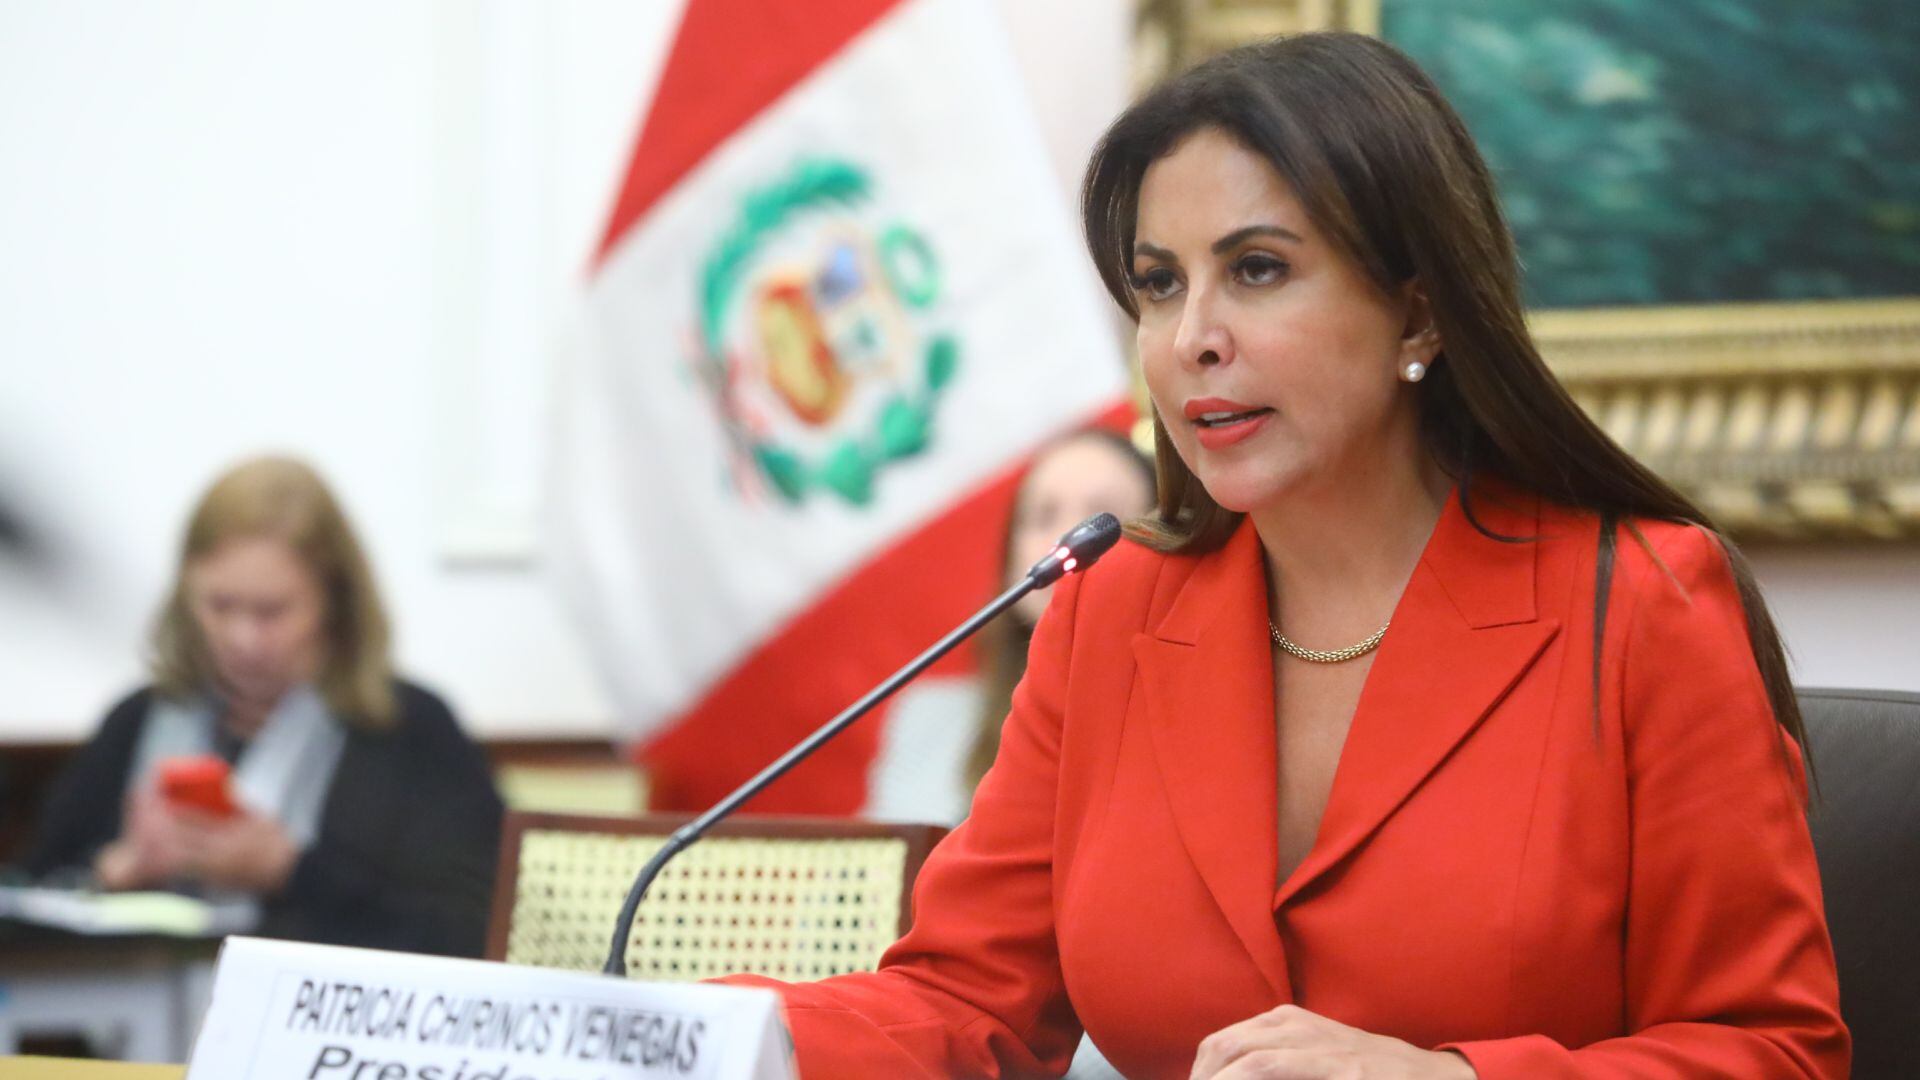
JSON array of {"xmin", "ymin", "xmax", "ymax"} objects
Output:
[{"xmin": 1135, "ymin": 0, "xmax": 1920, "ymax": 539}]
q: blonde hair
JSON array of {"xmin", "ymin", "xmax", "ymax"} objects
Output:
[{"xmin": 150, "ymin": 455, "xmax": 395, "ymax": 727}]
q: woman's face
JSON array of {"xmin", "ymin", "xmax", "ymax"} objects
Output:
[
  {"xmin": 1006, "ymin": 435, "xmax": 1156, "ymax": 623},
  {"xmin": 1131, "ymin": 128, "xmax": 1436, "ymax": 516},
  {"xmin": 186, "ymin": 535, "xmax": 327, "ymax": 709}
]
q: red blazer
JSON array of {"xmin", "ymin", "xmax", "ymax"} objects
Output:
[{"xmin": 735, "ymin": 486, "xmax": 1848, "ymax": 1078}]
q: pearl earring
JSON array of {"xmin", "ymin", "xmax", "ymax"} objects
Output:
[{"xmin": 1402, "ymin": 361, "xmax": 1427, "ymax": 383}]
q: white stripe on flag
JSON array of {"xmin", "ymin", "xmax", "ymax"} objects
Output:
[{"xmin": 553, "ymin": 0, "xmax": 1127, "ymax": 736}]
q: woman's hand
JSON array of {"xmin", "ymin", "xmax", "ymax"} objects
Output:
[
  {"xmin": 95, "ymin": 788, "xmax": 299, "ymax": 895},
  {"xmin": 1191, "ymin": 1004, "xmax": 1478, "ymax": 1080},
  {"xmin": 175, "ymin": 808, "xmax": 301, "ymax": 894},
  {"xmin": 95, "ymin": 787, "xmax": 195, "ymax": 890}
]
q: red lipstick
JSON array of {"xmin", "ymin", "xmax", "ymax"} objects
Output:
[{"xmin": 1183, "ymin": 397, "xmax": 1274, "ymax": 450}]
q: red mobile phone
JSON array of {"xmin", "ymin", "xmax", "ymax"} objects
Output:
[{"xmin": 158, "ymin": 754, "xmax": 240, "ymax": 817}]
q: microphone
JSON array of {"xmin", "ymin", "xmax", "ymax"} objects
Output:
[
  {"xmin": 602, "ymin": 512, "xmax": 1125, "ymax": 976},
  {"xmin": 1024, "ymin": 513, "xmax": 1123, "ymax": 587}
]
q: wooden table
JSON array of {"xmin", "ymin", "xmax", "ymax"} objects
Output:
[{"xmin": 0, "ymin": 1058, "xmax": 185, "ymax": 1078}]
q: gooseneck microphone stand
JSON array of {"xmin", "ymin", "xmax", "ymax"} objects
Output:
[{"xmin": 602, "ymin": 513, "xmax": 1122, "ymax": 977}]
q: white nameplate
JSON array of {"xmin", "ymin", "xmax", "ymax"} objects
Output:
[{"xmin": 186, "ymin": 937, "xmax": 794, "ymax": 1080}]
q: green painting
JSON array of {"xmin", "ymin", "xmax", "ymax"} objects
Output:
[{"xmin": 1379, "ymin": 0, "xmax": 1920, "ymax": 309}]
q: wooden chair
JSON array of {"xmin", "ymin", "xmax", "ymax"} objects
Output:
[{"xmin": 485, "ymin": 811, "xmax": 947, "ymax": 983}]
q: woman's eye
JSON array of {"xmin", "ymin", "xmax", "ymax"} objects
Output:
[
  {"xmin": 1129, "ymin": 267, "xmax": 1181, "ymax": 301},
  {"xmin": 1234, "ymin": 255, "xmax": 1288, "ymax": 286}
]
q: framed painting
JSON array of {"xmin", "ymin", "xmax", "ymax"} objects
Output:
[{"xmin": 1136, "ymin": 0, "xmax": 1920, "ymax": 538}]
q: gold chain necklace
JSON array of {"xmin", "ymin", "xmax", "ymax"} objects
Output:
[{"xmin": 1267, "ymin": 619, "xmax": 1389, "ymax": 663}]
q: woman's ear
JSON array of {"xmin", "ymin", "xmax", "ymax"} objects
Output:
[{"xmin": 1396, "ymin": 281, "xmax": 1442, "ymax": 382}]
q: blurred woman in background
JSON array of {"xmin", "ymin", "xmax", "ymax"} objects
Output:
[
  {"xmin": 865, "ymin": 427, "xmax": 1156, "ymax": 829},
  {"xmin": 25, "ymin": 455, "xmax": 502, "ymax": 957},
  {"xmin": 964, "ymin": 427, "xmax": 1156, "ymax": 791}
]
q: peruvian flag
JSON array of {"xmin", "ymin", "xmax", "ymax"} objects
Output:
[{"xmin": 551, "ymin": 0, "xmax": 1130, "ymax": 814}]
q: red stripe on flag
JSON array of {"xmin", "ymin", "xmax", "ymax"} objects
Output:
[
  {"xmin": 595, "ymin": 0, "xmax": 906, "ymax": 265},
  {"xmin": 639, "ymin": 400, "xmax": 1137, "ymax": 815}
]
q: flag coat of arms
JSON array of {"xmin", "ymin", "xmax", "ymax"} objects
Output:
[{"xmin": 552, "ymin": 0, "xmax": 1131, "ymax": 813}]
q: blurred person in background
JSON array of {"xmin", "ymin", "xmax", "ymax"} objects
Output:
[
  {"xmin": 963, "ymin": 427, "xmax": 1156, "ymax": 792},
  {"xmin": 23, "ymin": 455, "xmax": 502, "ymax": 957},
  {"xmin": 864, "ymin": 427, "xmax": 1156, "ymax": 829}
]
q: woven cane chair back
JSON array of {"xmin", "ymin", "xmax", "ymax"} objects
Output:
[{"xmin": 486, "ymin": 812, "xmax": 946, "ymax": 982}]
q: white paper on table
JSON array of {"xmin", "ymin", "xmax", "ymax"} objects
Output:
[{"xmin": 0, "ymin": 884, "xmax": 254, "ymax": 937}]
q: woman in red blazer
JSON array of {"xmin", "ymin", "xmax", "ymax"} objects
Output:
[{"xmin": 728, "ymin": 33, "xmax": 1847, "ymax": 1079}]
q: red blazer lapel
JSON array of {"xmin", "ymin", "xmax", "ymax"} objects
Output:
[
  {"xmin": 1135, "ymin": 523, "xmax": 1293, "ymax": 1001},
  {"xmin": 1130, "ymin": 488, "xmax": 1563, "ymax": 988},
  {"xmin": 1275, "ymin": 485, "xmax": 1561, "ymax": 908}
]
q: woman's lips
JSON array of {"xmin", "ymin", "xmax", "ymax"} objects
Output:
[
  {"xmin": 1191, "ymin": 408, "xmax": 1273, "ymax": 450},
  {"xmin": 1183, "ymin": 398, "xmax": 1275, "ymax": 450}
]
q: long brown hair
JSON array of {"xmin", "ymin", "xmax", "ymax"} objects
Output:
[
  {"xmin": 150, "ymin": 455, "xmax": 396, "ymax": 727},
  {"xmin": 1081, "ymin": 33, "xmax": 1808, "ymax": 769}
]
